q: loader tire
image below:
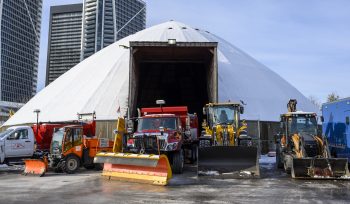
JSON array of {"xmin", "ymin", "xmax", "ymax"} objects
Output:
[
  {"xmin": 284, "ymin": 155, "xmax": 292, "ymax": 174},
  {"xmin": 276, "ymin": 145, "xmax": 283, "ymax": 169},
  {"xmin": 190, "ymin": 144, "xmax": 198, "ymax": 164},
  {"xmin": 63, "ymin": 154, "xmax": 80, "ymax": 174},
  {"xmin": 172, "ymin": 149, "xmax": 184, "ymax": 174}
]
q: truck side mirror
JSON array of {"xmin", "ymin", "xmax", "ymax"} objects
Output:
[
  {"xmin": 346, "ymin": 116, "xmax": 349, "ymax": 125},
  {"xmin": 320, "ymin": 116, "xmax": 324, "ymax": 123},
  {"xmin": 159, "ymin": 126, "xmax": 164, "ymax": 135},
  {"xmin": 279, "ymin": 122, "xmax": 284, "ymax": 129},
  {"xmin": 185, "ymin": 117, "xmax": 190, "ymax": 130},
  {"xmin": 202, "ymin": 107, "xmax": 206, "ymax": 115},
  {"xmin": 127, "ymin": 120, "xmax": 134, "ymax": 131},
  {"xmin": 239, "ymin": 106, "xmax": 244, "ymax": 114},
  {"xmin": 274, "ymin": 133, "xmax": 280, "ymax": 144}
]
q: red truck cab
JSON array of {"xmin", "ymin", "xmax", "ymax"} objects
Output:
[{"xmin": 125, "ymin": 106, "xmax": 198, "ymax": 174}]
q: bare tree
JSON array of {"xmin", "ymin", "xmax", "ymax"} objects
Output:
[
  {"xmin": 308, "ymin": 95, "xmax": 321, "ymax": 108},
  {"xmin": 327, "ymin": 92, "xmax": 340, "ymax": 102}
]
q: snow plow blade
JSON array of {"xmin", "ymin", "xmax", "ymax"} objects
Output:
[
  {"xmin": 198, "ymin": 146, "xmax": 260, "ymax": 178},
  {"xmin": 292, "ymin": 158, "xmax": 350, "ymax": 179},
  {"xmin": 23, "ymin": 158, "xmax": 48, "ymax": 177},
  {"xmin": 94, "ymin": 152, "xmax": 172, "ymax": 185}
]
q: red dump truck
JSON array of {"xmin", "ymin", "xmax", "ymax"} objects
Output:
[
  {"xmin": 124, "ymin": 106, "xmax": 199, "ymax": 173},
  {"xmin": 94, "ymin": 104, "xmax": 199, "ymax": 185}
]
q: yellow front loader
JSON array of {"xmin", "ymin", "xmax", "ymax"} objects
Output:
[
  {"xmin": 198, "ymin": 102, "xmax": 260, "ymax": 178},
  {"xmin": 94, "ymin": 118, "xmax": 172, "ymax": 185}
]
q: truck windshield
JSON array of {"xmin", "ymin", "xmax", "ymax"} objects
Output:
[
  {"xmin": 0, "ymin": 129, "xmax": 12, "ymax": 139},
  {"xmin": 210, "ymin": 106, "xmax": 237, "ymax": 125},
  {"xmin": 51, "ymin": 128, "xmax": 64, "ymax": 153},
  {"xmin": 137, "ymin": 117, "xmax": 177, "ymax": 131},
  {"xmin": 288, "ymin": 116, "xmax": 317, "ymax": 135}
]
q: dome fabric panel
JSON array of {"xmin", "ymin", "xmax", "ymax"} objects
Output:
[{"xmin": 3, "ymin": 21, "xmax": 318, "ymax": 126}]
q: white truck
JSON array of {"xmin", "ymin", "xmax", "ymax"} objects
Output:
[{"xmin": 0, "ymin": 126, "xmax": 35, "ymax": 164}]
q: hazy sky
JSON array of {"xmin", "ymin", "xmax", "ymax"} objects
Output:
[{"xmin": 38, "ymin": 0, "xmax": 350, "ymax": 103}]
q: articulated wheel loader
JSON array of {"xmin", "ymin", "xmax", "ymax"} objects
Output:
[
  {"xmin": 276, "ymin": 99, "xmax": 350, "ymax": 179},
  {"xmin": 198, "ymin": 102, "xmax": 260, "ymax": 178}
]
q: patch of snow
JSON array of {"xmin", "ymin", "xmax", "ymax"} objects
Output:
[
  {"xmin": 198, "ymin": 171, "xmax": 220, "ymax": 176},
  {"xmin": 240, "ymin": 171, "xmax": 252, "ymax": 175},
  {"xmin": 259, "ymin": 154, "xmax": 275, "ymax": 164},
  {"xmin": 0, "ymin": 164, "xmax": 8, "ymax": 168}
]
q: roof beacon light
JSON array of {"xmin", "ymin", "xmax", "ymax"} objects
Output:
[{"xmin": 168, "ymin": 39, "xmax": 176, "ymax": 45}]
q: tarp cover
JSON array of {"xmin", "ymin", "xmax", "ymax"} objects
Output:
[{"xmin": 3, "ymin": 21, "xmax": 318, "ymax": 126}]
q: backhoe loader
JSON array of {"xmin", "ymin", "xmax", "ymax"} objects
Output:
[
  {"xmin": 198, "ymin": 102, "xmax": 260, "ymax": 178},
  {"xmin": 276, "ymin": 99, "xmax": 350, "ymax": 179}
]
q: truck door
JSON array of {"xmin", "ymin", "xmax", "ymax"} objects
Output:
[{"xmin": 5, "ymin": 129, "xmax": 31, "ymax": 157}]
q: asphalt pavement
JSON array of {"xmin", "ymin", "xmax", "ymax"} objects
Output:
[{"xmin": 0, "ymin": 156, "xmax": 349, "ymax": 204}]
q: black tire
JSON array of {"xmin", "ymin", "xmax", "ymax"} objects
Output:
[
  {"xmin": 284, "ymin": 155, "xmax": 292, "ymax": 174},
  {"xmin": 63, "ymin": 154, "xmax": 80, "ymax": 174},
  {"xmin": 54, "ymin": 166, "xmax": 63, "ymax": 173},
  {"xmin": 276, "ymin": 145, "xmax": 283, "ymax": 169},
  {"xmin": 190, "ymin": 144, "xmax": 198, "ymax": 164},
  {"xmin": 172, "ymin": 149, "xmax": 184, "ymax": 174},
  {"xmin": 83, "ymin": 164, "xmax": 95, "ymax": 170},
  {"xmin": 94, "ymin": 163, "xmax": 104, "ymax": 171}
]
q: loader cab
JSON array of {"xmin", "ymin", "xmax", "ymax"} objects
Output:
[
  {"xmin": 203, "ymin": 103, "xmax": 243, "ymax": 129},
  {"xmin": 280, "ymin": 112, "xmax": 318, "ymax": 147}
]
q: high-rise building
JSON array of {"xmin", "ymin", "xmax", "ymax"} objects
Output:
[
  {"xmin": 81, "ymin": 0, "xmax": 146, "ymax": 60},
  {"xmin": 0, "ymin": 0, "xmax": 42, "ymax": 103},
  {"xmin": 46, "ymin": 4, "xmax": 83, "ymax": 86}
]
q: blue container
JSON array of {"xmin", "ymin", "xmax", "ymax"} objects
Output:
[{"xmin": 322, "ymin": 98, "xmax": 350, "ymax": 161}]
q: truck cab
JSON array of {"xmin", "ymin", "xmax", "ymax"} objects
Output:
[
  {"xmin": 0, "ymin": 126, "xmax": 35, "ymax": 164},
  {"xmin": 124, "ymin": 105, "xmax": 199, "ymax": 173}
]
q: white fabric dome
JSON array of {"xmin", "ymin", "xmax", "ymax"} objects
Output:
[{"xmin": 3, "ymin": 21, "xmax": 318, "ymax": 126}]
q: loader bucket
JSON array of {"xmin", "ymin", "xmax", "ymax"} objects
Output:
[
  {"xmin": 198, "ymin": 146, "xmax": 260, "ymax": 178},
  {"xmin": 292, "ymin": 158, "xmax": 350, "ymax": 179},
  {"xmin": 23, "ymin": 158, "xmax": 48, "ymax": 177},
  {"xmin": 94, "ymin": 152, "xmax": 172, "ymax": 185}
]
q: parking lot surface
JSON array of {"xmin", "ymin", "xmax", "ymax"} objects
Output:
[{"xmin": 0, "ymin": 156, "xmax": 349, "ymax": 204}]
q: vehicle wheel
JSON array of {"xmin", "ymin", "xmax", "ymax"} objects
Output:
[
  {"xmin": 63, "ymin": 154, "xmax": 80, "ymax": 174},
  {"xmin": 190, "ymin": 144, "xmax": 198, "ymax": 164},
  {"xmin": 199, "ymin": 140, "xmax": 210, "ymax": 148},
  {"xmin": 172, "ymin": 149, "xmax": 184, "ymax": 174},
  {"xmin": 54, "ymin": 166, "xmax": 63, "ymax": 173},
  {"xmin": 94, "ymin": 163, "xmax": 104, "ymax": 171},
  {"xmin": 276, "ymin": 145, "xmax": 283, "ymax": 169},
  {"xmin": 284, "ymin": 155, "xmax": 292, "ymax": 174},
  {"xmin": 83, "ymin": 164, "xmax": 95, "ymax": 170}
]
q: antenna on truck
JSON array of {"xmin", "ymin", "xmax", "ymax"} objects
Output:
[{"xmin": 156, "ymin": 100, "xmax": 166, "ymax": 113}]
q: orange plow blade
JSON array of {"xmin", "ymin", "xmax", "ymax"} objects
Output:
[
  {"xmin": 23, "ymin": 158, "xmax": 48, "ymax": 177},
  {"xmin": 94, "ymin": 152, "xmax": 172, "ymax": 185}
]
